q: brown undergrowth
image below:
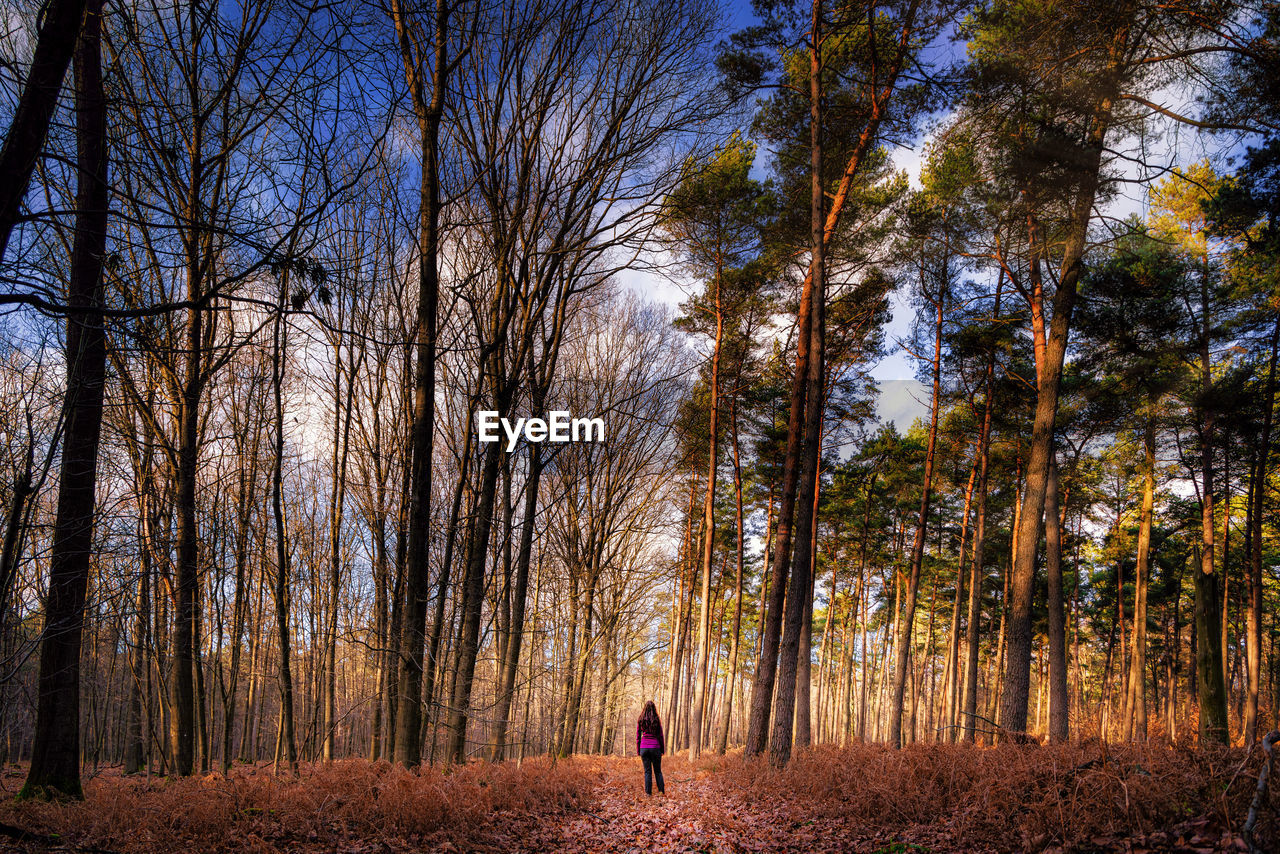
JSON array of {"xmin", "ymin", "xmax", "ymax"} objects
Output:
[
  {"xmin": 0, "ymin": 757, "xmax": 597, "ymax": 852},
  {"xmin": 703, "ymin": 741, "xmax": 1277, "ymax": 852},
  {"xmin": 0, "ymin": 743, "xmax": 1275, "ymax": 853}
]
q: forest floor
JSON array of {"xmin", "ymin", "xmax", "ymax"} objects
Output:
[{"xmin": 0, "ymin": 742, "xmax": 1275, "ymax": 853}]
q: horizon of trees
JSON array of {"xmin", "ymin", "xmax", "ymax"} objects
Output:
[{"xmin": 0, "ymin": 0, "xmax": 1278, "ymax": 800}]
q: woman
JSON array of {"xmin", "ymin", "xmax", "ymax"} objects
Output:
[{"xmin": 635, "ymin": 700, "xmax": 665, "ymax": 796}]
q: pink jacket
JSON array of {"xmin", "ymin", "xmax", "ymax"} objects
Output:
[{"xmin": 636, "ymin": 719, "xmax": 664, "ymax": 754}]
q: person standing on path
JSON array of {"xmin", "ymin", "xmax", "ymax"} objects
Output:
[{"xmin": 636, "ymin": 700, "xmax": 665, "ymax": 796}]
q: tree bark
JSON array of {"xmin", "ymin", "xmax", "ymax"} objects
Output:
[
  {"xmin": 944, "ymin": 457, "xmax": 977, "ymax": 742},
  {"xmin": 962, "ymin": 280, "xmax": 999, "ymax": 743},
  {"xmin": 889, "ymin": 265, "xmax": 943, "ymax": 748},
  {"xmin": 270, "ymin": 294, "xmax": 297, "ymax": 773},
  {"xmin": 766, "ymin": 0, "xmax": 825, "ymax": 768},
  {"xmin": 691, "ymin": 274, "xmax": 724, "ymax": 759},
  {"xmin": 999, "ymin": 90, "xmax": 1115, "ymax": 733},
  {"xmin": 717, "ymin": 392, "xmax": 747, "ymax": 754},
  {"xmin": 1045, "ymin": 456, "xmax": 1069, "ymax": 743},
  {"xmin": 1244, "ymin": 316, "xmax": 1278, "ymax": 744},
  {"xmin": 490, "ymin": 447, "xmax": 542, "ymax": 760},
  {"xmin": 390, "ymin": 0, "xmax": 446, "ymax": 768},
  {"xmin": 21, "ymin": 0, "xmax": 108, "ymax": 798},
  {"xmin": 448, "ymin": 438, "xmax": 504, "ymax": 764},
  {"xmin": 1194, "ymin": 262, "xmax": 1229, "ymax": 745},
  {"xmin": 0, "ymin": 0, "xmax": 92, "ymax": 259},
  {"xmin": 323, "ymin": 332, "xmax": 358, "ymax": 760},
  {"xmin": 1125, "ymin": 420, "xmax": 1156, "ymax": 741}
]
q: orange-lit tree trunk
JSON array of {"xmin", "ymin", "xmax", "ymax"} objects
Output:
[
  {"xmin": 716, "ymin": 392, "xmax": 747, "ymax": 754},
  {"xmin": 1245, "ymin": 317, "xmax": 1278, "ymax": 744},
  {"xmin": 962, "ymin": 280, "xmax": 999, "ymax": 742},
  {"xmin": 1124, "ymin": 421, "xmax": 1156, "ymax": 742},
  {"xmin": 691, "ymin": 273, "xmax": 723, "ymax": 759},
  {"xmin": 1045, "ymin": 456, "xmax": 1068, "ymax": 743},
  {"xmin": 765, "ymin": 0, "xmax": 825, "ymax": 768}
]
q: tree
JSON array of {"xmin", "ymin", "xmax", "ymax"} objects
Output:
[
  {"xmin": 1149, "ymin": 163, "xmax": 1238, "ymax": 745},
  {"xmin": 887, "ymin": 141, "xmax": 977, "ymax": 748},
  {"xmin": 1076, "ymin": 227, "xmax": 1190, "ymax": 742},
  {"xmin": 962, "ymin": 0, "xmax": 1240, "ymax": 740},
  {"xmin": 725, "ymin": 0, "xmax": 952, "ymax": 766},
  {"xmin": 662, "ymin": 132, "xmax": 768, "ymax": 759},
  {"xmin": 388, "ymin": 0, "xmax": 449, "ymax": 768},
  {"xmin": 20, "ymin": 0, "xmax": 108, "ymax": 800},
  {"xmin": 443, "ymin": 0, "xmax": 723, "ymax": 764}
]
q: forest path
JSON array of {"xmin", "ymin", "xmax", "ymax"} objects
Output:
[{"xmin": 509, "ymin": 755, "xmax": 886, "ymax": 854}]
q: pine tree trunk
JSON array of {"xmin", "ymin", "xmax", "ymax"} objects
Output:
[
  {"xmin": 999, "ymin": 45, "xmax": 1123, "ymax": 735},
  {"xmin": 1125, "ymin": 421, "xmax": 1156, "ymax": 741},
  {"xmin": 1195, "ymin": 265, "xmax": 1229, "ymax": 745},
  {"xmin": 691, "ymin": 275, "xmax": 723, "ymax": 759},
  {"xmin": 668, "ymin": 475, "xmax": 697, "ymax": 733},
  {"xmin": 717, "ymin": 396, "xmax": 747, "ymax": 754},
  {"xmin": 1045, "ymin": 456, "xmax": 1069, "ymax": 743},
  {"xmin": 767, "ymin": 0, "xmax": 826, "ymax": 768},
  {"xmin": 889, "ymin": 272, "xmax": 943, "ymax": 748},
  {"xmin": 1244, "ymin": 318, "xmax": 1278, "ymax": 743}
]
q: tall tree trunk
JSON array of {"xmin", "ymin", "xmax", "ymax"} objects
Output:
[
  {"xmin": 691, "ymin": 274, "xmax": 723, "ymax": 759},
  {"xmin": 944, "ymin": 458, "xmax": 977, "ymax": 742},
  {"xmin": 170, "ymin": 0, "xmax": 217, "ymax": 775},
  {"xmin": 558, "ymin": 562, "xmax": 598, "ymax": 758},
  {"xmin": 963, "ymin": 282, "xmax": 999, "ymax": 743},
  {"xmin": 323, "ymin": 327, "xmax": 359, "ymax": 760},
  {"xmin": 1245, "ymin": 317, "xmax": 1278, "ymax": 744},
  {"xmin": 421, "ymin": 403, "xmax": 475, "ymax": 760},
  {"xmin": 1125, "ymin": 420, "xmax": 1156, "ymax": 741},
  {"xmin": 1194, "ymin": 263, "xmax": 1229, "ymax": 745},
  {"xmin": 889, "ymin": 268, "xmax": 944, "ymax": 748},
  {"xmin": 1221, "ymin": 453, "xmax": 1232, "ymax": 720},
  {"xmin": 668, "ymin": 474, "xmax": 697, "ymax": 731},
  {"xmin": 796, "ymin": 453, "xmax": 822, "ymax": 749},
  {"xmin": 390, "ymin": 0, "xmax": 446, "ymax": 768},
  {"xmin": 219, "ymin": 440, "xmax": 256, "ymax": 773},
  {"xmin": 716, "ymin": 395, "xmax": 747, "ymax": 754},
  {"xmin": 766, "ymin": 0, "xmax": 826, "ymax": 768},
  {"xmin": 370, "ymin": 501, "xmax": 390, "ymax": 760},
  {"xmin": 0, "ymin": 437, "xmax": 33, "ymax": 623},
  {"xmin": 21, "ymin": 0, "xmax": 108, "ymax": 798},
  {"xmin": 124, "ymin": 564, "xmax": 149, "ymax": 774},
  {"xmin": 999, "ymin": 32, "xmax": 1124, "ymax": 734},
  {"xmin": 270, "ymin": 295, "xmax": 298, "ymax": 772},
  {"xmin": 745, "ymin": 0, "xmax": 901, "ymax": 756},
  {"xmin": 448, "ymin": 437, "xmax": 504, "ymax": 764},
  {"xmin": 1045, "ymin": 456, "xmax": 1068, "ymax": 743},
  {"xmin": 490, "ymin": 448, "xmax": 543, "ymax": 760}
]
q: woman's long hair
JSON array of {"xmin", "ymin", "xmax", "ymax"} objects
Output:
[{"xmin": 638, "ymin": 700, "xmax": 661, "ymax": 735}]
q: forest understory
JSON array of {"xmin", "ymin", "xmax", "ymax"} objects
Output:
[{"xmin": 0, "ymin": 743, "xmax": 1275, "ymax": 854}]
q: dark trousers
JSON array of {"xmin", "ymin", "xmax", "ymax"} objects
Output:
[{"xmin": 639, "ymin": 747, "xmax": 664, "ymax": 794}]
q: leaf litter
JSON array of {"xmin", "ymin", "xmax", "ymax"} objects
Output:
[{"xmin": 0, "ymin": 742, "xmax": 1274, "ymax": 853}]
